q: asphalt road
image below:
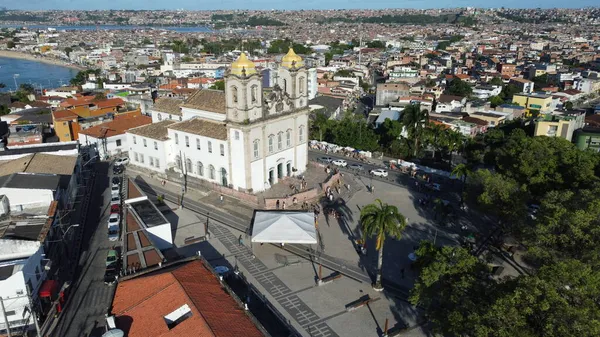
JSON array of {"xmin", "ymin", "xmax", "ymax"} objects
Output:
[
  {"xmin": 307, "ymin": 150, "xmax": 460, "ymax": 199},
  {"xmin": 51, "ymin": 163, "xmax": 120, "ymax": 337}
]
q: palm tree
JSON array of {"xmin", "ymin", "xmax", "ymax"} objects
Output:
[
  {"xmin": 424, "ymin": 123, "xmax": 447, "ymax": 160},
  {"xmin": 451, "ymin": 163, "xmax": 470, "ymax": 204},
  {"xmin": 360, "ymin": 199, "xmax": 407, "ymax": 290},
  {"xmin": 402, "ymin": 104, "xmax": 429, "ymax": 157}
]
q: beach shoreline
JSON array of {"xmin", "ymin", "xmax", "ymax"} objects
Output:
[{"xmin": 0, "ymin": 50, "xmax": 87, "ymax": 71}]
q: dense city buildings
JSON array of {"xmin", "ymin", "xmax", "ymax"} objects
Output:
[{"xmin": 0, "ymin": 6, "xmax": 600, "ymax": 337}]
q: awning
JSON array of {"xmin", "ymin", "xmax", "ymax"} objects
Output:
[
  {"xmin": 251, "ymin": 211, "xmax": 317, "ymax": 244},
  {"xmin": 39, "ymin": 279, "xmax": 58, "ymax": 298}
]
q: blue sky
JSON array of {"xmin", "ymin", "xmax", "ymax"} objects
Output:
[{"xmin": 5, "ymin": 0, "xmax": 600, "ymax": 10}]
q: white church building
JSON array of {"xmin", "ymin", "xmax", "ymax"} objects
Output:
[{"xmin": 126, "ymin": 49, "xmax": 310, "ymax": 193}]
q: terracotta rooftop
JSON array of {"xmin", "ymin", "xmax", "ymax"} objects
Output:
[
  {"xmin": 52, "ymin": 109, "xmax": 79, "ymax": 121},
  {"xmin": 79, "ymin": 115, "xmax": 151, "ymax": 139},
  {"xmin": 169, "ymin": 118, "xmax": 228, "ymax": 141},
  {"xmin": 181, "ymin": 89, "xmax": 226, "ymax": 114},
  {"xmin": 127, "ymin": 120, "xmax": 176, "ymax": 141},
  {"xmin": 111, "ymin": 260, "xmax": 264, "ymax": 337},
  {"xmin": 152, "ymin": 98, "xmax": 183, "ymax": 116},
  {"xmin": 438, "ymin": 94, "xmax": 465, "ymax": 103},
  {"xmin": 462, "ymin": 116, "xmax": 489, "ymax": 126}
]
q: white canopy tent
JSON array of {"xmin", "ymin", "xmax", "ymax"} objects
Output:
[{"xmin": 251, "ymin": 211, "xmax": 317, "ymax": 244}]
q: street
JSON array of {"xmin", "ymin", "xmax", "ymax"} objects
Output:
[{"xmin": 51, "ymin": 162, "xmax": 119, "ymax": 337}]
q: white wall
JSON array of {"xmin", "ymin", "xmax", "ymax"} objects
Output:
[
  {"xmin": 0, "ymin": 244, "xmax": 46, "ymax": 331},
  {"xmin": 168, "ymin": 129, "xmax": 230, "ymax": 186},
  {"xmin": 181, "ymin": 107, "xmax": 226, "ymax": 122},
  {"xmin": 127, "ymin": 133, "xmax": 168, "ymax": 173},
  {"xmin": 150, "ymin": 111, "xmax": 182, "ymax": 123},
  {"xmin": 0, "ymin": 188, "xmax": 54, "ymax": 211},
  {"xmin": 81, "ymin": 134, "xmax": 127, "ymax": 159},
  {"xmin": 229, "ymin": 128, "xmax": 246, "ymax": 190}
]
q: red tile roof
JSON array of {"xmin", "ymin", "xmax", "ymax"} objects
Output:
[
  {"xmin": 112, "ymin": 260, "xmax": 264, "ymax": 337},
  {"xmin": 52, "ymin": 109, "xmax": 79, "ymax": 121},
  {"xmin": 79, "ymin": 115, "xmax": 151, "ymax": 138}
]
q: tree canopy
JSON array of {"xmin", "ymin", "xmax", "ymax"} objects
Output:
[{"xmin": 445, "ymin": 78, "xmax": 472, "ymax": 97}]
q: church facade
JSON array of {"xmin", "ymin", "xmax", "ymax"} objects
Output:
[{"xmin": 126, "ymin": 49, "xmax": 309, "ymax": 193}]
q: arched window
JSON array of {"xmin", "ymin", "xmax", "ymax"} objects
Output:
[
  {"xmin": 283, "ymin": 78, "xmax": 287, "ymax": 93},
  {"xmin": 231, "ymin": 86, "xmax": 238, "ymax": 103},
  {"xmin": 299, "ymin": 77, "xmax": 305, "ymax": 94},
  {"xmin": 268, "ymin": 135, "xmax": 274, "ymax": 153},
  {"xmin": 251, "ymin": 85, "xmax": 258, "ymax": 103},
  {"xmin": 286, "ymin": 129, "xmax": 291, "ymax": 147},
  {"xmin": 186, "ymin": 158, "xmax": 192, "ymax": 173},
  {"xmin": 197, "ymin": 161, "xmax": 204, "ymax": 176},
  {"xmin": 253, "ymin": 140, "xmax": 260, "ymax": 159},
  {"xmin": 277, "ymin": 132, "xmax": 283, "ymax": 150},
  {"xmin": 299, "ymin": 125, "xmax": 304, "ymax": 143},
  {"xmin": 157, "ymin": 113, "xmax": 162, "ymax": 121},
  {"xmin": 209, "ymin": 165, "xmax": 215, "ymax": 180},
  {"xmin": 175, "ymin": 155, "xmax": 181, "ymax": 170}
]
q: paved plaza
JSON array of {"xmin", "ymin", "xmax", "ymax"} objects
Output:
[{"xmin": 131, "ymin": 168, "xmax": 483, "ymax": 337}]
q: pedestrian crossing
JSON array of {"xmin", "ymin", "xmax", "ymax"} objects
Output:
[{"xmin": 210, "ymin": 223, "xmax": 339, "ymax": 337}]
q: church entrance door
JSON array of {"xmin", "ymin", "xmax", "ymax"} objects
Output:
[
  {"xmin": 286, "ymin": 162, "xmax": 291, "ymax": 177},
  {"xmin": 269, "ymin": 169, "xmax": 274, "ymax": 186},
  {"xmin": 277, "ymin": 163, "xmax": 283, "ymax": 179}
]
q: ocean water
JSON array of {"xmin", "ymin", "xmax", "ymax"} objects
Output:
[{"xmin": 0, "ymin": 57, "xmax": 78, "ymax": 92}]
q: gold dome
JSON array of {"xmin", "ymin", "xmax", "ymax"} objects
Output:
[
  {"xmin": 281, "ymin": 48, "xmax": 304, "ymax": 69},
  {"xmin": 230, "ymin": 52, "xmax": 257, "ymax": 76}
]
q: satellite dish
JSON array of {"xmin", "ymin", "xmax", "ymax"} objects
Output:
[{"xmin": 102, "ymin": 329, "xmax": 124, "ymax": 337}]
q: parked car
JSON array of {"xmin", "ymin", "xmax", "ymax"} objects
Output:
[
  {"xmin": 110, "ymin": 195, "xmax": 121, "ymax": 206},
  {"xmin": 370, "ymin": 169, "xmax": 389, "ymax": 177},
  {"xmin": 108, "ymin": 224, "xmax": 119, "ymax": 242},
  {"xmin": 110, "ymin": 204, "xmax": 120, "ymax": 214},
  {"xmin": 108, "ymin": 213, "xmax": 120, "ymax": 227},
  {"xmin": 104, "ymin": 264, "xmax": 119, "ymax": 285},
  {"xmin": 332, "ymin": 159, "xmax": 347, "ymax": 167},
  {"xmin": 349, "ymin": 163, "xmax": 364, "ymax": 171},
  {"xmin": 112, "ymin": 165, "xmax": 124, "ymax": 175},
  {"xmin": 111, "ymin": 184, "xmax": 120, "ymax": 197},
  {"xmin": 106, "ymin": 249, "xmax": 118, "ymax": 267},
  {"xmin": 112, "ymin": 177, "xmax": 121, "ymax": 185},
  {"xmin": 114, "ymin": 157, "xmax": 129, "ymax": 166},
  {"xmin": 318, "ymin": 157, "xmax": 333, "ymax": 164}
]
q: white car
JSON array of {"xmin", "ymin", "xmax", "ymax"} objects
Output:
[
  {"xmin": 370, "ymin": 169, "xmax": 388, "ymax": 177},
  {"xmin": 108, "ymin": 225, "xmax": 119, "ymax": 242},
  {"xmin": 114, "ymin": 157, "xmax": 129, "ymax": 166},
  {"xmin": 349, "ymin": 163, "xmax": 364, "ymax": 171},
  {"xmin": 110, "ymin": 195, "xmax": 121, "ymax": 206},
  {"xmin": 111, "ymin": 184, "xmax": 120, "ymax": 197},
  {"xmin": 108, "ymin": 213, "xmax": 120, "ymax": 228},
  {"xmin": 318, "ymin": 157, "xmax": 333, "ymax": 164},
  {"xmin": 332, "ymin": 159, "xmax": 347, "ymax": 167}
]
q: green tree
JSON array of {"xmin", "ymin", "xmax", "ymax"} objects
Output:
[
  {"xmin": 500, "ymin": 83, "xmax": 520, "ymax": 100},
  {"xmin": 564, "ymin": 101, "xmax": 573, "ymax": 110},
  {"xmin": 6, "ymin": 40, "xmax": 15, "ymax": 49},
  {"xmin": 366, "ymin": 40, "xmax": 386, "ymax": 48},
  {"xmin": 360, "ymin": 199, "xmax": 407, "ymax": 290},
  {"xmin": 451, "ymin": 163, "xmax": 471, "ymax": 204},
  {"xmin": 402, "ymin": 104, "xmax": 429, "ymax": 157},
  {"xmin": 64, "ymin": 46, "xmax": 73, "ymax": 57},
  {"xmin": 209, "ymin": 80, "xmax": 225, "ymax": 91},
  {"xmin": 19, "ymin": 83, "xmax": 34, "ymax": 93},
  {"xmin": 333, "ymin": 69, "xmax": 353, "ymax": 77},
  {"xmin": 489, "ymin": 95, "xmax": 504, "ymax": 108},
  {"xmin": 423, "ymin": 123, "xmax": 447, "ymax": 159},
  {"xmin": 377, "ymin": 118, "xmax": 403, "ymax": 149},
  {"xmin": 94, "ymin": 92, "xmax": 106, "ymax": 100},
  {"xmin": 445, "ymin": 78, "xmax": 472, "ymax": 97},
  {"xmin": 488, "ymin": 77, "xmax": 504, "ymax": 86}
]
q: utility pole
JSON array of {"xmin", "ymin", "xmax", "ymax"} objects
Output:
[
  {"xmin": 26, "ymin": 286, "xmax": 41, "ymax": 337},
  {"xmin": 0, "ymin": 297, "xmax": 12, "ymax": 337}
]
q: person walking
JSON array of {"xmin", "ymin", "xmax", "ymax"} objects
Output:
[{"xmin": 238, "ymin": 235, "xmax": 243, "ymax": 247}]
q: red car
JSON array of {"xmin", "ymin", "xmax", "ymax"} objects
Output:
[{"xmin": 110, "ymin": 204, "xmax": 120, "ymax": 214}]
